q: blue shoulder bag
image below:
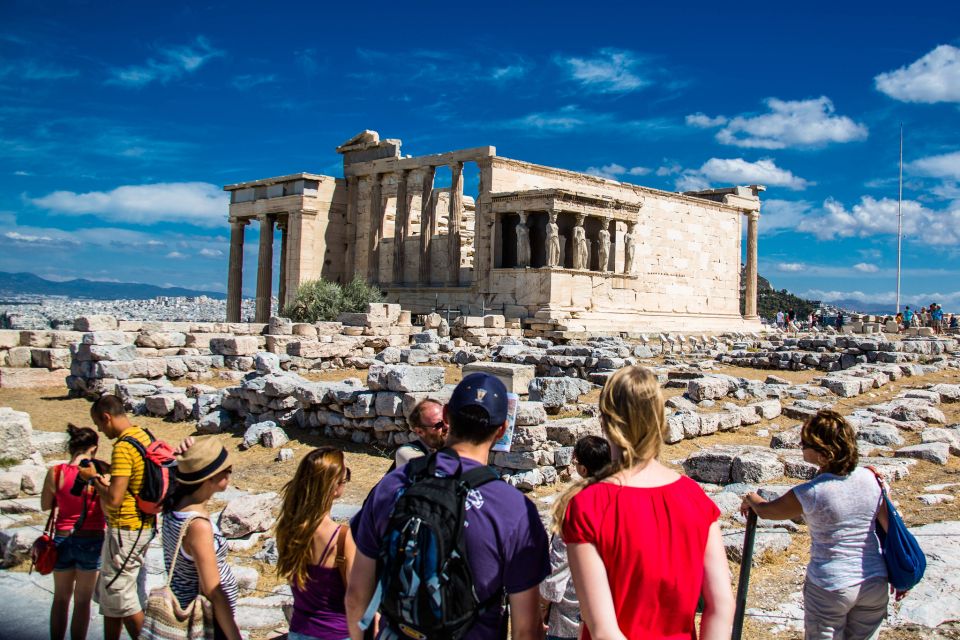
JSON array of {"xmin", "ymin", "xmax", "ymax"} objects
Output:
[{"xmin": 868, "ymin": 467, "xmax": 926, "ymax": 591}]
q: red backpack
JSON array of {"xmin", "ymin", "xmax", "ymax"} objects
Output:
[{"xmin": 120, "ymin": 429, "xmax": 176, "ymax": 516}]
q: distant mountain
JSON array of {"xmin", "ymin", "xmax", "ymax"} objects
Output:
[
  {"xmin": 820, "ymin": 299, "xmax": 897, "ymax": 315},
  {"xmin": 0, "ymin": 272, "xmax": 226, "ymax": 300}
]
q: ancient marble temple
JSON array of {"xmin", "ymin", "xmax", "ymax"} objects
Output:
[{"xmin": 223, "ymin": 131, "xmax": 763, "ymax": 332}]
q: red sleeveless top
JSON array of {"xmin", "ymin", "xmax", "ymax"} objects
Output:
[{"xmin": 54, "ymin": 464, "xmax": 106, "ymax": 533}]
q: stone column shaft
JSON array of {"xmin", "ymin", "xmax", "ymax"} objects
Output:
[
  {"xmin": 277, "ymin": 220, "xmax": 288, "ymax": 311},
  {"xmin": 226, "ymin": 218, "xmax": 247, "ymax": 322},
  {"xmin": 447, "ymin": 162, "xmax": 464, "ymax": 286},
  {"xmin": 419, "ymin": 166, "xmax": 436, "ymax": 285},
  {"xmin": 368, "ymin": 174, "xmax": 384, "ymax": 282},
  {"xmin": 393, "ymin": 170, "xmax": 409, "ymax": 284},
  {"xmin": 345, "ymin": 176, "xmax": 359, "ymax": 282},
  {"xmin": 255, "ymin": 215, "xmax": 274, "ymax": 323},
  {"xmin": 745, "ymin": 211, "xmax": 759, "ymax": 318}
]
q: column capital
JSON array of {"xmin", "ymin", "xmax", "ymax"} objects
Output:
[
  {"xmin": 229, "ymin": 217, "xmax": 250, "ymax": 227},
  {"xmin": 747, "ymin": 210, "xmax": 760, "ymax": 222}
]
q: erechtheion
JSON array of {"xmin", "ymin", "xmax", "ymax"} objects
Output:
[{"xmin": 224, "ymin": 131, "xmax": 763, "ymax": 332}]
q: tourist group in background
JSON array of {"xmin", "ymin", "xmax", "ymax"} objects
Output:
[
  {"xmin": 774, "ymin": 303, "xmax": 956, "ymax": 334},
  {"xmin": 41, "ymin": 363, "xmax": 913, "ymax": 640}
]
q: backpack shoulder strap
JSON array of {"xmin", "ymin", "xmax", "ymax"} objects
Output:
[
  {"xmin": 461, "ymin": 464, "xmax": 500, "ymax": 490},
  {"xmin": 120, "ymin": 434, "xmax": 148, "ymax": 457},
  {"xmin": 403, "ymin": 453, "xmax": 432, "ymax": 481}
]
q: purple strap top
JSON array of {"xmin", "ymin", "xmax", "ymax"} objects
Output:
[{"xmin": 290, "ymin": 525, "xmax": 349, "ymax": 640}]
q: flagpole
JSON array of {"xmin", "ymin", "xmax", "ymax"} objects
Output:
[{"xmin": 896, "ymin": 123, "xmax": 903, "ymax": 315}]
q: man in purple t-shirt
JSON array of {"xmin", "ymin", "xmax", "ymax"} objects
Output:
[{"xmin": 346, "ymin": 373, "xmax": 550, "ymax": 640}]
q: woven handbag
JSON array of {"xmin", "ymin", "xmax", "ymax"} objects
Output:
[{"xmin": 141, "ymin": 515, "xmax": 214, "ymax": 640}]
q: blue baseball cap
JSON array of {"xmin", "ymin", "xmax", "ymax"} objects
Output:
[{"xmin": 448, "ymin": 372, "xmax": 509, "ymax": 426}]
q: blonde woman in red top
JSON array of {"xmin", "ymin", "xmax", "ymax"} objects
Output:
[
  {"xmin": 560, "ymin": 366, "xmax": 734, "ymax": 639},
  {"xmin": 40, "ymin": 424, "xmax": 107, "ymax": 640}
]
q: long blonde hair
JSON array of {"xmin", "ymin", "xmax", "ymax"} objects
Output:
[
  {"xmin": 275, "ymin": 447, "xmax": 346, "ymax": 589},
  {"xmin": 551, "ymin": 366, "xmax": 665, "ymax": 532}
]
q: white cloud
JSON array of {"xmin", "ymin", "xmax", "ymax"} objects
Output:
[
  {"xmin": 166, "ymin": 251, "xmax": 187, "ymax": 259},
  {"xmin": 909, "ymin": 150, "xmax": 960, "ymax": 180},
  {"xmin": 499, "ymin": 105, "xmax": 675, "ymax": 137},
  {"xmin": 557, "ymin": 48, "xmax": 648, "ymax": 93},
  {"xmin": 796, "ymin": 196, "xmax": 960, "ymax": 245},
  {"xmin": 0, "ymin": 60, "xmax": 79, "ymax": 81},
  {"xmin": 853, "ymin": 262, "xmax": 879, "ymax": 273},
  {"xmin": 4, "ymin": 231, "xmax": 57, "ymax": 243},
  {"xmin": 759, "ymin": 199, "xmax": 813, "ymax": 234},
  {"xmin": 685, "ymin": 113, "xmax": 727, "ymax": 128},
  {"xmin": 697, "ymin": 158, "xmax": 811, "ymax": 190},
  {"xmin": 777, "ymin": 262, "xmax": 806, "ymax": 272},
  {"xmin": 656, "ymin": 163, "xmax": 682, "ymax": 177},
  {"xmin": 690, "ymin": 97, "xmax": 868, "ymax": 149},
  {"xmin": 30, "ymin": 182, "xmax": 228, "ymax": 228},
  {"xmin": 875, "ymin": 45, "xmax": 960, "ymax": 103},
  {"xmin": 232, "ymin": 74, "xmax": 277, "ymax": 90},
  {"xmin": 584, "ymin": 163, "xmax": 651, "ymax": 180},
  {"xmin": 199, "ymin": 248, "xmax": 223, "ymax": 257},
  {"xmin": 675, "ymin": 173, "xmax": 710, "ymax": 192},
  {"xmin": 108, "ymin": 36, "xmax": 223, "ymax": 87}
]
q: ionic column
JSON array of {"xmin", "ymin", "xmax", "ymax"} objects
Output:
[
  {"xmin": 255, "ymin": 214, "xmax": 274, "ymax": 323},
  {"xmin": 393, "ymin": 170, "xmax": 410, "ymax": 284},
  {"xmin": 447, "ymin": 162, "xmax": 464, "ymax": 286},
  {"xmin": 368, "ymin": 174, "xmax": 384, "ymax": 282},
  {"xmin": 345, "ymin": 176, "xmax": 359, "ymax": 281},
  {"xmin": 419, "ymin": 166, "xmax": 436, "ymax": 285},
  {"xmin": 277, "ymin": 219, "xmax": 288, "ymax": 311},
  {"xmin": 226, "ymin": 218, "xmax": 248, "ymax": 322},
  {"xmin": 744, "ymin": 211, "xmax": 760, "ymax": 319}
]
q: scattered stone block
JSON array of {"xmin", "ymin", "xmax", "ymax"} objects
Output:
[
  {"xmin": 219, "ymin": 492, "xmax": 279, "ymax": 538},
  {"xmin": 894, "ymin": 442, "xmax": 951, "ymax": 465},
  {"xmin": 73, "ymin": 315, "xmax": 118, "ymax": 332},
  {"xmin": 0, "ymin": 408, "xmax": 33, "ymax": 462},
  {"xmin": 463, "ymin": 362, "xmax": 535, "ymax": 395},
  {"xmin": 210, "ymin": 337, "xmax": 259, "ymax": 356},
  {"xmin": 688, "ymin": 377, "xmax": 733, "ymax": 402},
  {"xmin": 731, "ymin": 451, "xmax": 784, "ymax": 483},
  {"xmin": 723, "ymin": 528, "xmax": 792, "ymax": 564}
]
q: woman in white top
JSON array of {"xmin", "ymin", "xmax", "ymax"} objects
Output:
[{"xmin": 741, "ymin": 409, "xmax": 904, "ymax": 640}]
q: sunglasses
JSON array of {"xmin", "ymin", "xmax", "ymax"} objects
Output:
[
  {"xmin": 424, "ymin": 420, "xmax": 447, "ymax": 431},
  {"xmin": 340, "ymin": 468, "xmax": 352, "ymax": 484}
]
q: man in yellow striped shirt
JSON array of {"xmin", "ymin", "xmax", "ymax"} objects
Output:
[{"xmin": 79, "ymin": 395, "xmax": 156, "ymax": 640}]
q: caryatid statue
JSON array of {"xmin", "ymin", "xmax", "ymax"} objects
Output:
[
  {"xmin": 515, "ymin": 212, "xmax": 531, "ymax": 268},
  {"xmin": 624, "ymin": 221, "xmax": 637, "ymax": 275},
  {"xmin": 546, "ymin": 211, "xmax": 561, "ymax": 267},
  {"xmin": 572, "ymin": 214, "xmax": 588, "ymax": 270},
  {"xmin": 598, "ymin": 226, "xmax": 611, "ymax": 272}
]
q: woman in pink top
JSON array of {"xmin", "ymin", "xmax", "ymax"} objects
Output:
[{"xmin": 40, "ymin": 423, "xmax": 107, "ymax": 640}]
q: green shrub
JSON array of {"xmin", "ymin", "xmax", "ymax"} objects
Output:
[
  {"xmin": 341, "ymin": 276, "xmax": 384, "ymax": 313},
  {"xmin": 281, "ymin": 277, "xmax": 384, "ymax": 323},
  {"xmin": 282, "ymin": 279, "xmax": 344, "ymax": 322}
]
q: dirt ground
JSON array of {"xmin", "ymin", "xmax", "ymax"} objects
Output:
[{"xmin": 2, "ymin": 359, "xmax": 960, "ymax": 638}]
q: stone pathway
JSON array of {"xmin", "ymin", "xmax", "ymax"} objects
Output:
[{"xmin": 0, "ymin": 570, "xmax": 105, "ymax": 639}]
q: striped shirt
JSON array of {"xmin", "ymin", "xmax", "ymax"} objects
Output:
[{"xmin": 162, "ymin": 511, "xmax": 239, "ymax": 612}]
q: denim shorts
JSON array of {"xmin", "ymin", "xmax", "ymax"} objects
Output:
[{"xmin": 54, "ymin": 535, "xmax": 104, "ymax": 572}]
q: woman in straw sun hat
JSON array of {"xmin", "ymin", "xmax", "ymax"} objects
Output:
[{"xmin": 162, "ymin": 437, "xmax": 242, "ymax": 640}]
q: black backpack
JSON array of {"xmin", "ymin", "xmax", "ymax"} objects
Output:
[{"xmin": 376, "ymin": 448, "xmax": 502, "ymax": 640}]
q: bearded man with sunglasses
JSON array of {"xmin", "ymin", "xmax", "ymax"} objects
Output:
[{"xmin": 391, "ymin": 399, "xmax": 448, "ymax": 470}]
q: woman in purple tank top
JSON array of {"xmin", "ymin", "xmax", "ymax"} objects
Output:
[{"xmin": 276, "ymin": 447, "xmax": 355, "ymax": 640}]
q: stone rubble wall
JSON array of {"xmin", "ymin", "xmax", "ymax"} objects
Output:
[
  {"xmin": 57, "ymin": 306, "xmax": 519, "ymax": 398},
  {"xmin": 718, "ymin": 336, "xmax": 957, "ymax": 372}
]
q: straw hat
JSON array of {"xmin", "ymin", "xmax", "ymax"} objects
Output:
[{"xmin": 176, "ymin": 437, "xmax": 232, "ymax": 485}]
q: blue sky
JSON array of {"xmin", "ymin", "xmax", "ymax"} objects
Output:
[{"xmin": 1, "ymin": 1, "xmax": 959, "ymax": 310}]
